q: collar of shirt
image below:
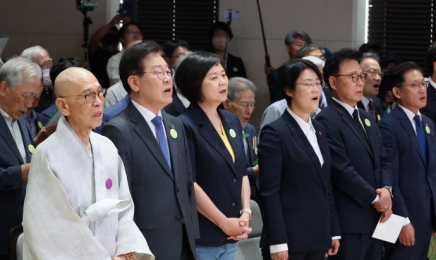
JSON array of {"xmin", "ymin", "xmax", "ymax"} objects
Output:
[
  {"xmin": 332, "ymin": 97, "xmax": 358, "ymax": 116},
  {"xmin": 286, "ymin": 107, "xmax": 315, "ymax": 135},
  {"xmin": 398, "ymin": 104, "xmax": 421, "ymax": 134},
  {"xmin": 0, "ymin": 107, "xmax": 12, "ymax": 122},
  {"xmin": 361, "ymin": 96, "xmax": 372, "ymax": 111},
  {"xmin": 131, "ymin": 100, "xmax": 164, "ymax": 139},
  {"xmin": 429, "ymin": 77, "xmax": 436, "ymax": 91},
  {"xmin": 177, "ymin": 92, "xmax": 190, "ymax": 108}
]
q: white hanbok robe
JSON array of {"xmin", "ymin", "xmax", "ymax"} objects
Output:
[{"xmin": 22, "ymin": 116, "xmax": 154, "ymax": 260}]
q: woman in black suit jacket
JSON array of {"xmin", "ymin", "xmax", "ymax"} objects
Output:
[
  {"xmin": 259, "ymin": 59, "xmax": 341, "ymax": 260},
  {"xmin": 176, "ymin": 51, "xmax": 252, "ymax": 259}
]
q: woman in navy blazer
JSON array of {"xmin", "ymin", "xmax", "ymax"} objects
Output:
[
  {"xmin": 259, "ymin": 59, "xmax": 341, "ymax": 260},
  {"xmin": 176, "ymin": 51, "xmax": 252, "ymax": 259}
]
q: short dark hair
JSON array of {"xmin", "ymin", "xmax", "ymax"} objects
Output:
[
  {"xmin": 426, "ymin": 47, "xmax": 436, "ymax": 76},
  {"xmin": 384, "ymin": 61, "xmax": 422, "ymax": 93},
  {"xmin": 295, "ymin": 44, "xmax": 323, "ymax": 59},
  {"xmin": 50, "ymin": 57, "xmax": 88, "ymax": 87},
  {"xmin": 284, "ymin": 30, "xmax": 312, "ymax": 46},
  {"xmin": 323, "ymin": 48, "xmax": 362, "ymax": 88},
  {"xmin": 279, "ymin": 59, "xmax": 323, "ymax": 105},
  {"xmin": 207, "ymin": 22, "xmax": 233, "ymax": 42},
  {"xmin": 162, "ymin": 39, "xmax": 191, "ymax": 58},
  {"xmin": 119, "ymin": 40, "xmax": 162, "ymax": 94},
  {"xmin": 174, "ymin": 51, "xmax": 221, "ymax": 103},
  {"xmin": 118, "ymin": 22, "xmax": 143, "ymax": 39}
]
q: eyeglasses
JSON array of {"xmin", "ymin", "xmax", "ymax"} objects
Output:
[
  {"xmin": 21, "ymin": 93, "xmax": 41, "ymax": 102},
  {"xmin": 401, "ymin": 82, "xmax": 428, "ymax": 91},
  {"xmin": 125, "ymin": 31, "xmax": 142, "ymax": 37},
  {"xmin": 334, "ymin": 73, "xmax": 368, "ymax": 82},
  {"xmin": 235, "ymin": 101, "xmax": 256, "ymax": 109},
  {"xmin": 39, "ymin": 59, "xmax": 53, "ymax": 70},
  {"xmin": 364, "ymin": 69, "xmax": 383, "ymax": 79},
  {"xmin": 62, "ymin": 88, "xmax": 106, "ymax": 103},
  {"xmin": 137, "ymin": 69, "xmax": 174, "ymax": 80},
  {"xmin": 295, "ymin": 81, "xmax": 323, "ymax": 90}
]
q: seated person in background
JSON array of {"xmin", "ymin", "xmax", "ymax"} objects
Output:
[
  {"xmin": 88, "ymin": 15, "xmax": 124, "ymax": 89},
  {"xmin": 223, "ymin": 77, "xmax": 260, "ymax": 203},
  {"xmin": 358, "ymin": 43, "xmax": 381, "ymax": 62},
  {"xmin": 107, "ymin": 22, "xmax": 144, "ymax": 86},
  {"xmin": 21, "ymin": 45, "xmax": 54, "ymax": 112},
  {"xmin": 295, "ymin": 44, "xmax": 325, "ymax": 60},
  {"xmin": 207, "ymin": 21, "xmax": 247, "ymax": 79},
  {"xmin": 104, "ymin": 40, "xmax": 142, "ymax": 110},
  {"xmin": 42, "ymin": 57, "xmax": 89, "ymax": 119},
  {"xmin": 23, "ymin": 67, "xmax": 154, "ymax": 260},
  {"xmin": 260, "ymin": 56, "xmax": 326, "ymax": 132},
  {"xmin": 163, "ymin": 39, "xmax": 190, "ymax": 69},
  {"xmin": 382, "ymin": 90, "xmax": 396, "ymax": 115},
  {"xmin": 267, "ymin": 30, "xmax": 312, "ymax": 103}
]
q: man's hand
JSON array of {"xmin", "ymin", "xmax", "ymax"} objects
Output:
[
  {"xmin": 21, "ymin": 163, "xmax": 31, "ymax": 182},
  {"xmin": 399, "ymin": 223, "xmax": 415, "ymax": 246},
  {"xmin": 379, "ymin": 208, "xmax": 392, "ymax": 223},
  {"xmin": 327, "ymin": 239, "xmax": 340, "ymax": 255},
  {"xmin": 34, "ymin": 124, "xmax": 57, "ymax": 146},
  {"xmin": 264, "ymin": 64, "xmax": 275, "ymax": 75},
  {"xmin": 271, "ymin": 250, "xmax": 288, "ymax": 260},
  {"xmin": 110, "ymin": 15, "xmax": 121, "ymax": 26},
  {"xmin": 122, "ymin": 16, "xmax": 132, "ymax": 24},
  {"xmin": 373, "ymin": 188, "xmax": 392, "ymax": 212},
  {"xmin": 253, "ymin": 164, "xmax": 259, "ymax": 176}
]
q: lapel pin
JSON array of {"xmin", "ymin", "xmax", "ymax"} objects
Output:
[
  {"xmin": 233, "ymin": 67, "xmax": 238, "ymax": 72},
  {"xmin": 170, "ymin": 129, "xmax": 178, "ymax": 139},
  {"xmin": 319, "ymin": 131, "xmax": 322, "ymax": 136},
  {"xmin": 170, "ymin": 125, "xmax": 175, "ymax": 129},
  {"xmin": 37, "ymin": 121, "xmax": 43, "ymax": 129},
  {"xmin": 254, "ymin": 147, "xmax": 258, "ymax": 155},
  {"xmin": 229, "ymin": 129, "xmax": 236, "ymax": 138},
  {"xmin": 377, "ymin": 114, "xmax": 381, "ymax": 122},
  {"xmin": 364, "ymin": 118, "xmax": 371, "ymax": 127},
  {"xmin": 426, "ymin": 124, "xmax": 431, "ymax": 134},
  {"xmin": 28, "ymin": 144, "xmax": 35, "ymax": 154}
]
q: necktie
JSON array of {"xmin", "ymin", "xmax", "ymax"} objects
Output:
[
  {"xmin": 368, "ymin": 100, "xmax": 376, "ymax": 119},
  {"xmin": 414, "ymin": 115, "xmax": 427, "ymax": 163},
  {"xmin": 151, "ymin": 116, "xmax": 172, "ymax": 170},
  {"xmin": 352, "ymin": 109, "xmax": 369, "ymax": 143}
]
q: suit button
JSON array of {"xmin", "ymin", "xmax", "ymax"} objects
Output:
[
  {"xmin": 233, "ymin": 178, "xmax": 236, "ymax": 183},
  {"xmin": 232, "ymin": 202, "xmax": 235, "ymax": 206}
]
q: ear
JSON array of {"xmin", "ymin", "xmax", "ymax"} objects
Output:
[
  {"xmin": 127, "ymin": 75, "xmax": 140, "ymax": 93},
  {"xmin": 433, "ymin": 61, "xmax": 436, "ymax": 73},
  {"xmin": 328, "ymin": 76, "xmax": 337, "ymax": 91},
  {"xmin": 284, "ymin": 87, "xmax": 294, "ymax": 98},
  {"xmin": 285, "ymin": 44, "xmax": 291, "ymax": 53},
  {"xmin": 392, "ymin": 87, "xmax": 401, "ymax": 100},
  {"xmin": 222, "ymin": 99, "xmax": 231, "ymax": 110},
  {"xmin": 55, "ymin": 98, "xmax": 70, "ymax": 117},
  {"xmin": 0, "ymin": 81, "xmax": 8, "ymax": 98}
]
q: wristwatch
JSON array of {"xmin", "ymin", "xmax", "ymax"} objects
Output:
[
  {"xmin": 383, "ymin": 186, "xmax": 393, "ymax": 198},
  {"xmin": 240, "ymin": 209, "xmax": 253, "ymax": 220}
]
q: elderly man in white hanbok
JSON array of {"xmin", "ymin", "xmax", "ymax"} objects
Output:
[{"xmin": 22, "ymin": 67, "xmax": 154, "ymax": 260}]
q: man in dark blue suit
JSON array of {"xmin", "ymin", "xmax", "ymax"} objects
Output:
[
  {"xmin": 223, "ymin": 77, "xmax": 259, "ymax": 201},
  {"xmin": 379, "ymin": 62, "xmax": 436, "ymax": 260},
  {"xmin": 316, "ymin": 49, "xmax": 393, "ymax": 260},
  {"xmin": 0, "ymin": 58, "xmax": 55, "ymax": 259},
  {"xmin": 422, "ymin": 47, "xmax": 436, "ymax": 123}
]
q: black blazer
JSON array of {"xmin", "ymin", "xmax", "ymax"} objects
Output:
[
  {"xmin": 226, "ymin": 53, "xmax": 247, "ymax": 79},
  {"xmin": 0, "ymin": 117, "xmax": 33, "ymax": 255},
  {"xmin": 244, "ymin": 123, "xmax": 259, "ymax": 198},
  {"xmin": 258, "ymin": 111, "xmax": 340, "ymax": 252},
  {"xmin": 357, "ymin": 96, "xmax": 384, "ymax": 122},
  {"xmin": 316, "ymin": 100, "xmax": 392, "ymax": 233},
  {"xmin": 164, "ymin": 94, "xmax": 187, "ymax": 117},
  {"xmin": 178, "ymin": 103, "xmax": 247, "ymax": 247},
  {"xmin": 421, "ymin": 82, "xmax": 436, "ymax": 124},
  {"xmin": 101, "ymin": 101, "xmax": 199, "ymax": 259}
]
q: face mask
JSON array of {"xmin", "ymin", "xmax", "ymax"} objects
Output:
[
  {"xmin": 212, "ymin": 37, "xmax": 228, "ymax": 51},
  {"xmin": 42, "ymin": 69, "xmax": 52, "ymax": 87}
]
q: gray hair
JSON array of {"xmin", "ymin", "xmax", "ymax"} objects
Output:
[
  {"xmin": 227, "ymin": 77, "xmax": 257, "ymax": 100},
  {"xmin": 295, "ymin": 44, "xmax": 323, "ymax": 59},
  {"xmin": 0, "ymin": 57, "xmax": 42, "ymax": 89},
  {"xmin": 20, "ymin": 46, "xmax": 49, "ymax": 62},
  {"xmin": 302, "ymin": 56, "xmax": 325, "ymax": 68},
  {"xmin": 284, "ymin": 30, "xmax": 312, "ymax": 46},
  {"xmin": 174, "ymin": 51, "xmax": 192, "ymax": 72}
]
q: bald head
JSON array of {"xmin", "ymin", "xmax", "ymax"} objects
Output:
[{"xmin": 55, "ymin": 67, "xmax": 96, "ymax": 97}]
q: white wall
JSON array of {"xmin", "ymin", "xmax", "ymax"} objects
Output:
[{"xmin": 220, "ymin": 0, "xmax": 367, "ymax": 130}]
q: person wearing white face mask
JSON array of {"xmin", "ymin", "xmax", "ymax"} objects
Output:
[
  {"xmin": 207, "ymin": 22, "xmax": 247, "ymax": 79},
  {"xmin": 21, "ymin": 46, "xmax": 54, "ymax": 113}
]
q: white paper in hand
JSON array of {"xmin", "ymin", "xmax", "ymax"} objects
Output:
[{"xmin": 372, "ymin": 214, "xmax": 405, "ymax": 243}]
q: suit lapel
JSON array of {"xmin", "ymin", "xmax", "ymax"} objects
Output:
[
  {"xmin": 282, "ymin": 112, "xmax": 326, "ymax": 189},
  {"xmin": 163, "ymin": 113, "xmax": 179, "ymax": 179},
  {"xmin": 423, "ymin": 116, "xmax": 433, "ymax": 167},
  {"xmin": 127, "ymin": 103, "xmax": 175, "ymax": 181},
  {"xmin": 0, "ymin": 116, "xmax": 24, "ymax": 164}
]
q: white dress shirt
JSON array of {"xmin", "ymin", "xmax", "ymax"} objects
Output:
[
  {"xmin": 131, "ymin": 100, "xmax": 167, "ymax": 141},
  {"xmin": 0, "ymin": 108, "xmax": 27, "ymax": 163}
]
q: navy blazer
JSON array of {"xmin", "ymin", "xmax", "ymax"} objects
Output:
[
  {"xmin": 379, "ymin": 106, "xmax": 436, "ymax": 223},
  {"xmin": 357, "ymin": 96, "xmax": 384, "ymax": 122},
  {"xmin": 94, "ymin": 95, "xmax": 131, "ymax": 133},
  {"xmin": 258, "ymin": 111, "xmax": 340, "ymax": 252},
  {"xmin": 179, "ymin": 103, "xmax": 247, "ymax": 247},
  {"xmin": 164, "ymin": 94, "xmax": 186, "ymax": 117},
  {"xmin": 0, "ymin": 117, "xmax": 33, "ymax": 255},
  {"xmin": 316, "ymin": 100, "xmax": 392, "ymax": 233},
  {"xmin": 101, "ymin": 101, "xmax": 199, "ymax": 259},
  {"xmin": 243, "ymin": 123, "xmax": 259, "ymax": 198},
  {"xmin": 421, "ymin": 83, "xmax": 436, "ymax": 124}
]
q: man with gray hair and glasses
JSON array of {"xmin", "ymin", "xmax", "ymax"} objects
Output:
[
  {"xmin": 0, "ymin": 57, "xmax": 55, "ymax": 259},
  {"xmin": 223, "ymin": 77, "xmax": 260, "ymax": 202}
]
